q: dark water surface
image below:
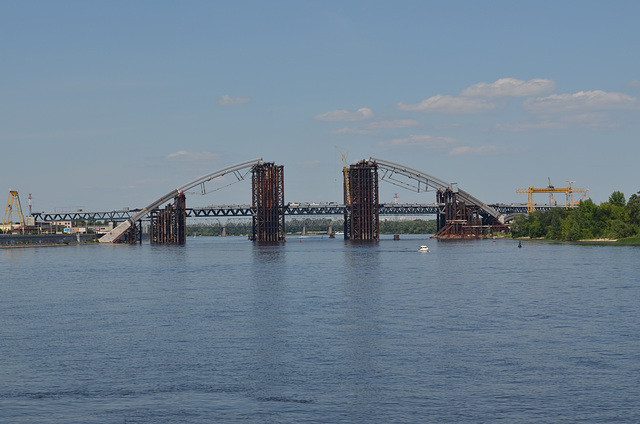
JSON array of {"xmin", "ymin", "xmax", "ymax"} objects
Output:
[{"xmin": 2, "ymin": 236, "xmax": 639, "ymax": 423}]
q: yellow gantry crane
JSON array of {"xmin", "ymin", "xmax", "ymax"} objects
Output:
[
  {"xmin": 516, "ymin": 180, "xmax": 588, "ymax": 213},
  {"xmin": 335, "ymin": 146, "xmax": 351, "ymax": 205},
  {"xmin": 4, "ymin": 190, "xmax": 25, "ymax": 231}
]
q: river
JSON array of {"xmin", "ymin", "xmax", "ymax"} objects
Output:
[{"xmin": 1, "ymin": 235, "xmax": 639, "ymax": 423}]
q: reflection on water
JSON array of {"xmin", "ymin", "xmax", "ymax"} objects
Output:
[
  {"xmin": 1, "ymin": 236, "xmax": 639, "ymax": 423},
  {"xmin": 341, "ymin": 242, "xmax": 385, "ymax": 418},
  {"xmin": 250, "ymin": 242, "xmax": 289, "ymax": 401}
]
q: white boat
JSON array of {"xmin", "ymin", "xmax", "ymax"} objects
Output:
[{"xmin": 419, "ymin": 245, "xmax": 429, "ymax": 252}]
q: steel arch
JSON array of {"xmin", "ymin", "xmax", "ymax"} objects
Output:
[
  {"xmin": 370, "ymin": 157, "xmax": 504, "ymax": 223},
  {"xmin": 99, "ymin": 158, "xmax": 263, "ymax": 242}
]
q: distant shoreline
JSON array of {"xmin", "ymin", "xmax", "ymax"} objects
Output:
[
  {"xmin": 0, "ymin": 242, "xmax": 98, "ymax": 249},
  {"xmin": 0, "ymin": 234, "xmax": 100, "ymax": 248},
  {"xmin": 513, "ymin": 236, "xmax": 640, "ymax": 245}
]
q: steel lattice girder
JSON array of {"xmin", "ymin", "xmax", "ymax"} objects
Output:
[{"xmin": 32, "ymin": 204, "xmax": 535, "ymax": 223}]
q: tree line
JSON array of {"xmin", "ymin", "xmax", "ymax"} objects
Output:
[
  {"xmin": 510, "ymin": 191, "xmax": 640, "ymax": 241},
  {"xmin": 186, "ymin": 218, "xmax": 438, "ymax": 236}
]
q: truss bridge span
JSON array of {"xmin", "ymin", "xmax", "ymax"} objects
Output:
[
  {"xmin": 30, "ymin": 202, "xmax": 536, "ymax": 227},
  {"xmin": 32, "ymin": 203, "xmax": 535, "ymax": 224},
  {"xmin": 32, "ymin": 203, "xmax": 446, "ymax": 222}
]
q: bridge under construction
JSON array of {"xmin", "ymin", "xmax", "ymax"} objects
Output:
[{"xmin": 32, "ymin": 157, "xmax": 523, "ymax": 244}]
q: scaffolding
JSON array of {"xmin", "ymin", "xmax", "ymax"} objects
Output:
[
  {"xmin": 149, "ymin": 193, "xmax": 187, "ymax": 245},
  {"xmin": 119, "ymin": 220, "xmax": 143, "ymax": 244},
  {"xmin": 433, "ymin": 188, "xmax": 500, "ymax": 238},
  {"xmin": 251, "ymin": 162, "xmax": 285, "ymax": 242},
  {"xmin": 344, "ymin": 160, "xmax": 379, "ymax": 240}
]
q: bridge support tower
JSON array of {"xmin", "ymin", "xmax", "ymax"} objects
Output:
[
  {"xmin": 344, "ymin": 160, "xmax": 379, "ymax": 240},
  {"xmin": 119, "ymin": 220, "xmax": 142, "ymax": 244},
  {"xmin": 434, "ymin": 188, "xmax": 506, "ymax": 238},
  {"xmin": 150, "ymin": 193, "xmax": 187, "ymax": 245},
  {"xmin": 251, "ymin": 162, "xmax": 285, "ymax": 242}
]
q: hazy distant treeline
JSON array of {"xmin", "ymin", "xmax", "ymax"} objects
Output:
[{"xmin": 186, "ymin": 218, "xmax": 437, "ymax": 236}]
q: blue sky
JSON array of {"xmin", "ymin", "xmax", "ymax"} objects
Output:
[{"xmin": 2, "ymin": 1, "xmax": 639, "ymax": 213}]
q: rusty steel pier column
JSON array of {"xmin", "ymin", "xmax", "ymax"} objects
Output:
[
  {"xmin": 251, "ymin": 162, "xmax": 285, "ymax": 242},
  {"xmin": 344, "ymin": 160, "xmax": 379, "ymax": 240},
  {"xmin": 434, "ymin": 188, "xmax": 488, "ymax": 238},
  {"xmin": 119, "ymin": 220, "xmax": 142, "ymax": 244},
  {"xmin": 150, "ymin": 192, "xmax": 186, "ymax": 245}
]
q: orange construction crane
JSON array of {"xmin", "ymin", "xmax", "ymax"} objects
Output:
[
  {"xmin": 575, "ymin": 189, "xmax": 589, "ymax": 205},
  {"xmin": 335, "ymin": 146, "xmax": 351, "ymax": 205},
  {"xmin": 4, "ymin": 190, "xmax": 25, "ymax": 231},
  {"xmin": 516, "ymin": 181, "xmax": 588, "ymax": 213}
]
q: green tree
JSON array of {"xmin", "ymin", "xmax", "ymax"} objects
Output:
[
  {"xmin": 608, "ymin": 219, "xmax": 634, "ymax": 239},
  {"xmin": 575, "ymin": 199, "xmax": 596, "ymax": 238},
  {"xmin": 609, "ymin": 191, "xmax": 626, "ymax": 207},
  {"xmin": 511, "ymin": 191, "xmax": 640, "ymax": 241},
  {"xmin": 527, "ymin": 218, "xmax": 544, "ymax": 238},
  {"xmin": 546, "ymin": 208, "xmax": 565, "ymax": 239},
  {"xmin": 510, "ymin": 214, "xmax": 527, "ymax": 237},
  {"xmin": 627, "ymin": 191, "xmax": 640, "ymax": 226},
  {"xmin": 561, "ymin": 215, "xmax": 582, "ymax": 241}
]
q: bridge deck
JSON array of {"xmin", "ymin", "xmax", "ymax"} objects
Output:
[{"xmin": 32, "ymin": 203, "xmax": 540, "ymax": 222}]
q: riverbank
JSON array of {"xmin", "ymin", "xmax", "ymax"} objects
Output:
[
  {"xmin": 0, "ymin": 234, "xmax": 100, "ymax": 248},
  {"xmin": 513, "ymin": 236, "xmax": 640, "ymax": 245},
  {"xmin": 615, "ymin": 237, "xmax": 640, "ymax": 245}
]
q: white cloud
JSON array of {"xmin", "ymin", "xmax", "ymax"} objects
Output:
[
  {"xmin": 217, "ymin": 94, "xmax": 250, "ymax": 106},
  {"xmin": 330, "ymin": 119, "xmax": 420, "ymax": 135},
  {"xmin": 314, "ymin": 107, "xmax": 374, "ymax": 121},
  {"xmin": 396, "ymin": 95, "xmax": 499, "ymax": 114},
  {"xmin": 524, "ymin": 90, "xmax": 639, "ymax": 113},
  {"xmin": 396, "ymin": 77, "xmax": 556, "ymax": 114},
  {"xmin": 167, "ymin": 150, "xmax": 218, "ymax": 162},
  {"xmin": 367, "ymin": 119, "xmax": 421, "ymax": 129},
  {"xmin": 627, "ymin": 79, "xmax": 640, "ymax": 88},
  {"xmin": 460, "ymin": 78, "xmax": 556, "ymax": 98},
  {"xmin": 331, "ymin": 127, "xmax": 375, "ymax": 135},
  {"xmin": 495, "ymin": 121, "xmax": 566, "ymax": 132},
  {"xmin": 561, "ymin": 112, "xmax": 620, "ymax": 127},
  {"xmin": 497, "ymin": 112, "xmax": 621, "ymax": 132},
  {"xmin": 387, "ymin": 135, "xmax": 457, "ymax": 148},
  {"xmin": 449, "ymin": 145, "xmax": 499, "ymax": 156}
]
